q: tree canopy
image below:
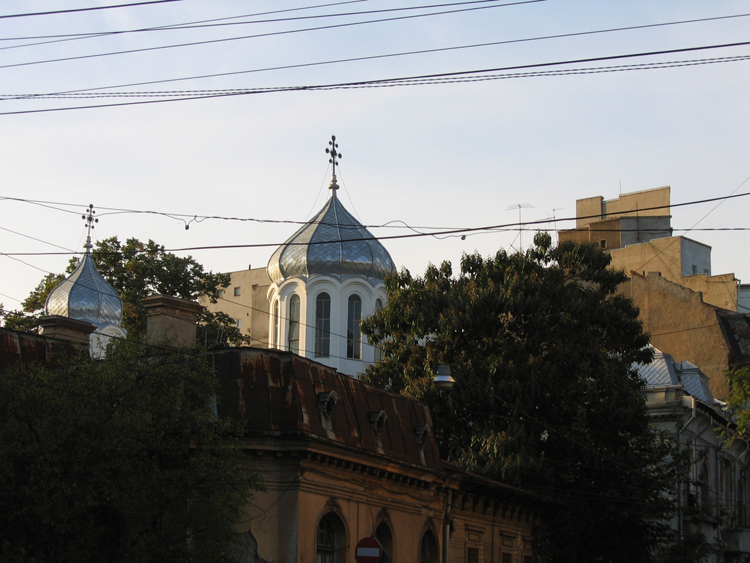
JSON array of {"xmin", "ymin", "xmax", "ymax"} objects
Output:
[
  {"xmin": 0, "ymin": 339, "xmax": 261, "ymax": 563},
  {"xmin": 361, "ymin": 233, "xmax": 684, "ymax": 563},
  {"xmin": 2, "ymin": 236, "xmax": 248, "ymax": 347}
]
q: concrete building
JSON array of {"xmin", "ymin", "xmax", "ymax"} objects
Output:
[
  {"xmin": 637, "ymin": 348, "xmax": 750, "ymax": 562},
  {"xmin": 203, "ymin": 138, "xmax": 397, "ymax": 377},
  {"xmin": 558, "ymin": 186, "xmax": 740, "ymax": 311}
]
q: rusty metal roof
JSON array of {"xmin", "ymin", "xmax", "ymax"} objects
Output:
[
  {"xmin": 209, "ymin": 347, "xmax": 442, "ymax": 470},
  {"xmin": 0, "ymin": 327, "xmax": 84, "ymax": 371}
]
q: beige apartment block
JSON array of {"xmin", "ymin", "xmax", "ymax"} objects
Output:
[
  {"xmin": 619, "ymin": 272, "xmax": 750, "ymax": 399},
  {"xmin": 200, "ymin": 267, "xmax": 272, "ymax": 347},
  {"xmin": 559, "ymin": 186, "xmax": 740, "ymax": 311}
]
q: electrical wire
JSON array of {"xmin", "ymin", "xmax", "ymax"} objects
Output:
[
  {"xmin": 0, "ymin": 1, "xmax": 521, "ymax": 49},
  {"xmin": 3, "ymin": 47, "xmax": 749, "ymax": 115},
  {"xmin": 0, "ymin": 0, "xmax": 547, "ymax": 71},
  {"xmin": 0, "ymin": 0, "xmax": 182, "ymax": 20},
  {"xmin": 8, "ymin": 12, "xmax": 749, "ymax": 96},
  {"xmin": 2, "ymin": 190, "xmax": 749, "ymax": 257}
]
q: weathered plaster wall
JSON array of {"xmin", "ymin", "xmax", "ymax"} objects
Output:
[{"xmin": 619, "ymin": 273, "xmax": 731, "ymax": 398}]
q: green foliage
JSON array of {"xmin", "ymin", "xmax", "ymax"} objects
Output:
[
  {"xmin": 1, "ymin": 273, "xmax": 64, "ymax": 332},
  {"xmin": 0, "ymin": 339, "xmax": 261, "ymax": 563},
  {"xmin": 724, "ymin": 366, "xmax": 750, "ymax": 443},
  {"xmin": 362, "ymin": 233, "xmax": 684, "ymax": 563},
  {"xmin": 2, "ymin": 237, "xmax": 248, "ymax": 346}
]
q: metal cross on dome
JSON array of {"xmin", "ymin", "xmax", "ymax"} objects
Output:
[
  {"xmin": 325, "ymin": 135, "xmax": 342, "ymax": 189},
  {"xmin": 81, "ymin": 204, "xmax": 98, "ymax": 251}
]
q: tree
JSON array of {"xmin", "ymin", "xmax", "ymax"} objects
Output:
[
  {"xmin": 723, "ymin": 366, "xmax": 750, "ymax": 440},
  {"xmin": 0, "ymin": 338, "xmax": 262, "ymax": 563},
  {"xmin": 3, "ymin": 237, "xmax": 249, "ymax": 347},
  {"xmin": 361, "ymin": 233, "xmax": 684, "ymax": 563}
]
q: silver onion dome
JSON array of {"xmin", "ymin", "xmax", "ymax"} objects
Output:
[
  {"xmin": 267, "ymin": 189, "xmax": 396, "ymax": 284},
  {"xmin": 45, "ymin": 238, "xmax": 123, "ymax": 329}
]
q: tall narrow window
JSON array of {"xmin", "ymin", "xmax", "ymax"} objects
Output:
[
  {"xmin": 347, "ymin": 294, "xmax": 362, "ymax": 359},
  {"xmin": 272, "ymin": 300, "xmax": 279, "ymax": 349},
  {"xmin": 315, "ymin": 293, "xmax": 331, "ymax": 358},
  {"xmin": 420, "ymin": 530, "xmax": 438, "ymax": 563},
  {"xmin": 288, "ymin": 295, "xmax": 300, "ymax": 355},
  {"xmin": 316, "ymin": 513, "xmax": 346, "ymax": 563},
  {"xmin": 374, "ymin": 298, "xmax": 383, "ymax": 362}
]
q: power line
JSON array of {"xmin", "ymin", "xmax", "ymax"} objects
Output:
[
  {"xmin": 0, "ymin": 0, "xmax": 374, "ymax": 41},
  {"xmin": 3, "ymin": 45, "xmax": 748, "ymax": 115},
  {"xmin": 0, "ymin": 1, "xmax": 517, "ymax": 49},
  {"xmin": 15, "ymin": 12, "xmax": 748, "ymax": 96},
  {"xmin": 0, "ymin": 0, "xmax": 546, "ymax": 72},
  {"xmin": 12, "ymin": 55, "xmax": 750, "ymax": 100},
  {"xmin": 0, "ymin": 0, "xmax": 182, "ymax": 20},
  {"xmin": 2, "ymin": 191, "xmax": 749, "ymax": 257}
]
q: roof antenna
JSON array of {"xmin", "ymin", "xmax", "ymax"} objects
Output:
[{"xmin": 325, "ymin": 135, "xmax": 341, "ymax": 194}]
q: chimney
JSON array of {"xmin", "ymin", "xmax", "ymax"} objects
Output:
[
  {"xmin": 141, "ymin": 294, "xmax": 204, "ymax": 349},
  {"xmin": 38, "ymin": 315, "xmax": 96, "ymax": 347}
]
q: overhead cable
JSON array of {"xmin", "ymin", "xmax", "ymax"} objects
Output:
[{"xmin": 0, "ymin": 0, "xmax": 182, "ymax": 20}]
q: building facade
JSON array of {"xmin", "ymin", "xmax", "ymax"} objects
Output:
[
  {"xmin": 558, "ymin": 186, "xmax": 739, "ymax": 311},
  {"xmin": 638, "ymin": 349, "xmax": 750, "ymax": 562}
]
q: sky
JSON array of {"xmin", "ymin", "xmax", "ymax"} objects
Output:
[{"xmin": 1, "ymin": 0, "xmax": 749, "ymax": 311}]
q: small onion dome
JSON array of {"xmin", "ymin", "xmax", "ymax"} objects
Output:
[
  {"xmin": 45, "ymin": 240, "xmax": 123, "ymax": 329},
  {"xmin": 267, "ymin": 191, "xmax": 396, "ymax": 284}
]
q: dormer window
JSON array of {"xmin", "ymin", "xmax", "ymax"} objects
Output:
[
  {"xmin": 369, "ymin": 410, "xmax": 387, "ymax": 438},
  {"xmin": 318, "ymin": 391, "xmax": 339, "ymax": 420},
  {"xmin": 415, "ymin": 425, "xmax": 430, "ymax": 450}
]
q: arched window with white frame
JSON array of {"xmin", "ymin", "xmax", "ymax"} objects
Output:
[
  {"xmin": 315, "ymin": 292, "xmax": 331, "ymax": 358},
  {"xmin": 272, "ymin": 299, "xmax": 280, "ymax": 349},
  {"xmin": 347, "ymin": 294, "xmax": 362, "ymax": 359},
  {"xmin": 288, "ymin": 294, "xmax": 300, "ymax": 354}
]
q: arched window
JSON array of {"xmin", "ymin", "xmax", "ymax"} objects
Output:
[
  {"xmin": 272, "ymin": 300, "xmax": 279, "ymax": 349},
  {"xmin": 316, "ymin": 513, "xmax": 346, "ymax": 563},
  {"xmin": 288, "ymin": 295, "xmax": 300, "ymax": 354},
  {"xmin": 373, "ymin": 298, "xmax": 383, "ymax": 362},
  {"xmin": 420, "ymin": 530, "xmax": 438, "ymax": 563},
  {"xmin": 315, "ymin": 293, "xmax": 331, "ymax": 358},
  {"xmin": 347, "ymin": 294, "xmax": 362, "ymax": 359},
  {"xmin": 375, "ymin": 521, "xmax": 393, "ymax": 562}
]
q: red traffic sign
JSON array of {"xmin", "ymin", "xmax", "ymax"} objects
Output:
[{"xmin": 355, "ymin": 536, "xmax": 383, "ymax": 563}]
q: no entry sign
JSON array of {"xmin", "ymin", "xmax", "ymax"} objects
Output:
[{"xmin": 355, "ymin": 536, "xmax": 383, "ymax": 563}]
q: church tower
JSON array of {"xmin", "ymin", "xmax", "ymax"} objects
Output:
[
  {"xmin": 45, "ymin": 205, "xmax": 127, "ymax": 357},
  {"xmin": 266, "ymin": 136, "xmax": 396, "ymax": 376}
]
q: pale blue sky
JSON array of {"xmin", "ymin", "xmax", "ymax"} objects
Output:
[{"xmin": 1, "ymin": 0, "xmax": 749, "ymax": 308}]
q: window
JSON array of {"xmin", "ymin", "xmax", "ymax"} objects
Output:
[
  {"xmin": 315, "ymin": 293, "xmax": 331, "ymax": 358},
  {"xmin": 420, "ymin": 530, "xmax": 438, "ymax": 563},
  {"xmin": 599, "ymin": 239, "xmax": 607, "ymax": 249},
  {"xmin": 272, "ymin": 300, "xmax": 279, "ymax": 349},
  {"xmin": 217, "ymin": 289, "xmax": 224, "ymax": 298},
  {"xmin": 234, "ymin": 287, "xmax": 241, "ymax": 296},
  {"xmin": 316, "ymin": 513, "xmax": 346, "ymax": 563},
  {"xmin": 237, "ymin": 319, "xmax": 242, "ymax": 328},
  {"xmin": 374, "ymin": 522, "xmax": 393, "ymax": 562},
  {"xmin": 288, "ymin": 295, "xmax": 300, "ymax": 355},
  {"xmin": 692, "ymin": 265, "xmax": 698, "ymax": 275},
  {"xmin": 467, "ymin": 547, "xmax": 480, "ymax": 563},
  {"xmin": 347, "ymin": 294, "xmax": 362, "ymax": 359},
  {"xmin": 502, "ymin": 554, "xmax": 513, "ymax": 563}
]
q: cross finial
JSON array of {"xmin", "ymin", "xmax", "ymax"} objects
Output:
[
  {"xmin": 325, "ymin": 135, "xmax": 342, "ymax": 192},
  {"xmin": 81, "ymin": 204, "xmax": 98, "ymax": 253}
]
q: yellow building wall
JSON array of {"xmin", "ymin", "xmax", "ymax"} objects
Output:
[
  {"xmin": 619, "ymin": 272, "xmax": 732, "ymax": 398},
  {"xmin": 200, "ymin": 267, "xmax": 272, "ymax": 347}
]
